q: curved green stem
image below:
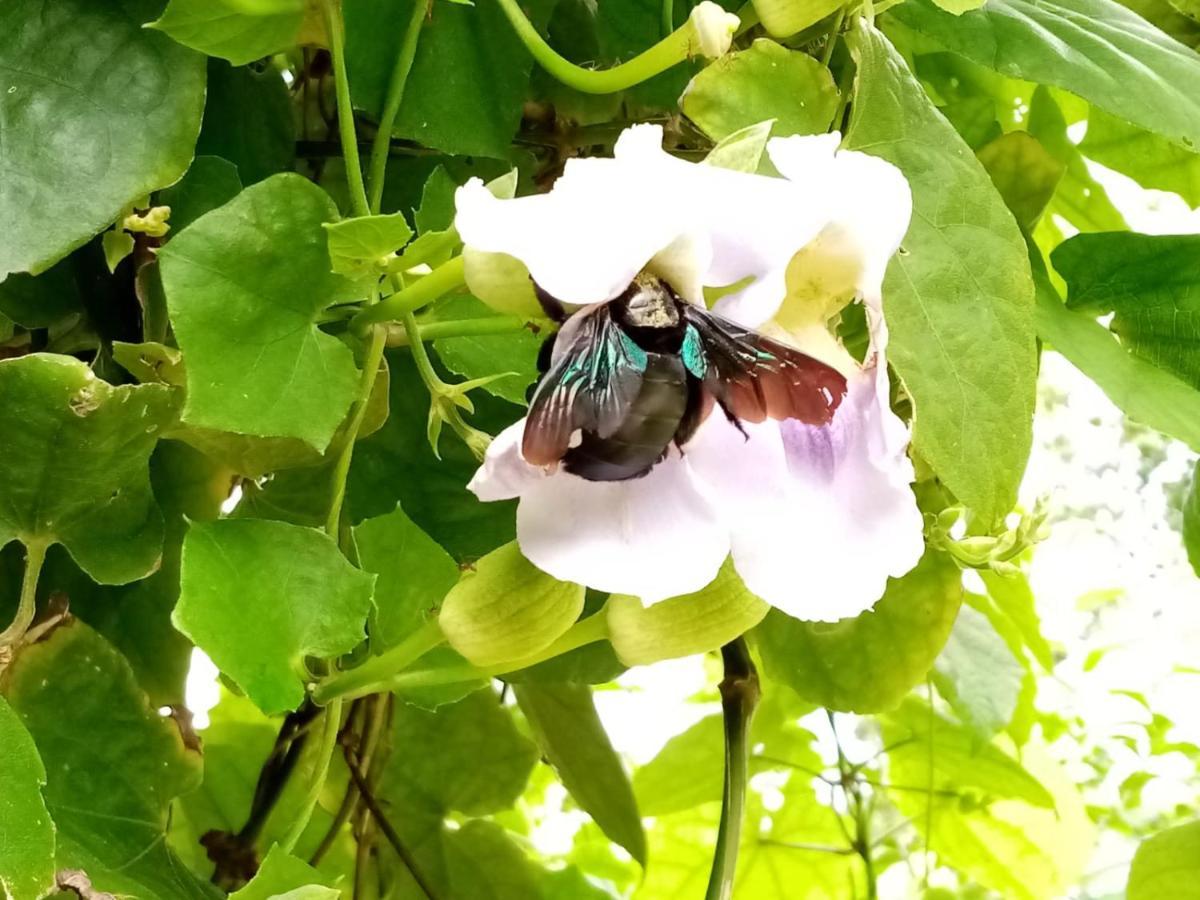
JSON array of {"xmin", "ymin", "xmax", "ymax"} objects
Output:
[
  {"xmin": 387, "ymin": 315, "xmax": 552, "ymax": 346},
  {"xmin": 495, "ymin": 0, "xmax": 731, "ymax": 94},
  {"xmin": 367, "ymin": 0, "xmax": 427, "ymax": 214},
  {"xmin": 402, "ymin": 309, "xmax": 450, "ymax": 391},
  {"xmin": 0, "ymin": 540, "xmax": 49, "ymax": 649},
  {"xmin": 662, "ymin": 0, "xmax": 675, "ymax": 36},
  {"xmin": 315, "ymin": 611, "xmax": 611, "ymax": 704},
  {"xmin": 313, "ymin": 618, "xmax": 446, "ymax": 705},
  {"xmin": 325, "ymin": 316, "xmax": 387, "ymax": 535},
  {"xmin": 280, "ymin": 697, "xmax": 344, "ymax": 854},
  {"xmin": 705, "ymin": 637, "xmax": 760, "ymax": 900},
  {"xmin": 321, "ymin": 0, "xmax": 369, "ymax": 218},
  {"xmin": 353, "ymin": 255, "xmax": 467, "ymax": 328}
]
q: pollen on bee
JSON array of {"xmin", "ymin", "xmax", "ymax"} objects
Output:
[{"xmin": 568, "ymin": 429, "xmax": 583, "ymax": 448}]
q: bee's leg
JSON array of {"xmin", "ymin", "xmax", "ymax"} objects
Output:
[{"xmin": 533, "ymin": 281, "xmax": 569, "ymax": 323}]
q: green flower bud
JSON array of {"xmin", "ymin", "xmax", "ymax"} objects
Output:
[
  {"xmin": 606, "ymin": 560, "xmax": 768, "ymax": 666},
  {"xmin": 439, "ymin": 542, "xmax": 585, "ymax": 668}
]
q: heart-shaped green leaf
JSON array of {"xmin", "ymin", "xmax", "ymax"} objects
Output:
[
  {"xmin": 4, "ymin": 620, "xmax": 217, "ymax": 899},
  {"xmin": 159, "ymin": 174, "xmax": 362, "ymax": 450},
  {"xmin": 175, "ymin": 518, "xmax": 376, "ymax": 714},
  {"xmin": 0, "ymin": 354, "xmax": 174, "ymax": 584}
]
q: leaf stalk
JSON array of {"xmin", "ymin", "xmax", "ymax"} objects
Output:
[{"xmin": 0, "ymin": 539, "xmax": 49, "ymax": 651}]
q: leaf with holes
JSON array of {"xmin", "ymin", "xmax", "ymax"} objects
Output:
[{"xmin": 0, "ymin": 354, "xmax": 174, "ymax": 584}]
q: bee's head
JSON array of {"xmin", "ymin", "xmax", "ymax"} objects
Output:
[{"xmin": 620, "ymin": 273, "xmax": 681, "ymax": 329}]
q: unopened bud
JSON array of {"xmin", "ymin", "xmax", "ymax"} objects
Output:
[{"xmin": 690, "ymin": 1, "xmax": 740, "ymax": 58}]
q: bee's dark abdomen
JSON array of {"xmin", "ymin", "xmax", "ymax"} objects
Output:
[{"xmin": 563, "ymin": 353, "xmax": 688, "ymax": 482}]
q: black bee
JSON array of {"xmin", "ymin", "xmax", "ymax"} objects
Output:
[{"xmin": 524, "ymin": 273, "xmax": 849, "ymax": 482}]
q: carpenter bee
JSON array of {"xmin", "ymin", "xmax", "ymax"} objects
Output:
[{"xmin": 524, "ymin": 273, "xmax": 848, "ymax": 482}]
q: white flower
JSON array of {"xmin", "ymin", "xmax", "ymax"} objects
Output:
[{"xmin": 455, "ymin": 124, "xmax": 923, "ymax": 621}]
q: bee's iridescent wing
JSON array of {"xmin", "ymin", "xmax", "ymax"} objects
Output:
[
  {"xmin": 522, "ymin": 305, "xmax": 648, "ymax": 466},
  {"xmin": 682, "ymin": 305, "xmax": 848, "ymax": 427}
]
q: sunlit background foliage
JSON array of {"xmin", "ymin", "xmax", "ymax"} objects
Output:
[{"xmin": 2, "ymin": 0, "xmax": 1200, "ymax": 898}]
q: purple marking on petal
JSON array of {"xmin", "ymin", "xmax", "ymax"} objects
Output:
[{"xmin": 780, "ymin": 418, "xmax": 840, "ymax": 484}]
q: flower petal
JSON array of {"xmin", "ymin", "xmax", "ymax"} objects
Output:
[
  {"xmin": 454, "ymin": 156, "xmax": 691, "ymax": 306},
  {"xmin": 467, "ymin": 420, "xmax": 544, "ymax": 502},
  {"xmin": 615, "ymin": 126, "xmax": 835, "ymax": 327},
  {"xmin": 768, "ymin": 134, "xmax": 913, "ymax": 309},
  {"xmin": 515, "ymin": 450, "xmax": 729, "ymax": 604},
  {"xmin": 685, "ymin": 366, "xmax": 923, "ymax": 621}
]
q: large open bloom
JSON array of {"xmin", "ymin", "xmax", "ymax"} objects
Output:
[{"xmin": 455, "ymin": 125, "xmax": 923, "ymax": 621}]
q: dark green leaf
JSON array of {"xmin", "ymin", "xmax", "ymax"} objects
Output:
[
  {"xmin": 0, "ymin": 0, "xmax": 206, "ymax": 278},
  {"xmin": 1033, "ymin": 244, "xmax": 1200, "ymax": 449},
  {"xmin": 0, "ymin": 354, "xmax": 174, "ymax": 584},
  {"xmin": 23, "ymin": 441, "xmax": 228, "ymax": 707},
  {"xmin": 1128, "ymin": 821, "xmax": 1200, "ymax": 900},
  {"xmin": 345, "ymin": 0, "xmax": 556, "ymax": 158},
  {"xmin": 175, "ymin": 518, "xmax": 376, "ymax": 714},
  {"xmin": 845, "ymin": 22, "xmax": 1037, "ymax": 522},
  {"xmin": 681, "ymin": 38, "xmax": 838, "ymax": 140},
  {"xmin": 159, "ymin": 173, "xmax": 361, "ymax": 450},
  {"xmin": 384, "ymin": 688, "xmax": 539, "ymax": 817},
  {"xmin": 347, "ymin": 351, "xmax": 523, "ymax": 560},
  {"xmin": 159, "ymin": 156, "xmax": 244, "ymax": 232},
  {"xmin": 431, "ymin": 297, "xmax": 545, "ymax": 406},
  {"xmin": 0, "ymin": 695, "xmax": 54, "ymax": 900},
  {"xmin": 755, "ymin": 549, "xmax": 963, "ymax": 712},
  {"xmin": 890, "ymin": 0, "xmax": 1200, "ymax": 151},
  {"xmin": 196, "ymin": 59, "xmax": 296, "ymax": 185},
  {"xmin": 0, "ymin": 257, "xmax": 84, "ymax": 329},
  {"xmin": 514, "ymin": 683, "xmax": 646, "ymax": 866},
  {"xmin": 150, "ymin": 0, "xmax": 304, "ymax": 66},
  {"xmin": 1054, "ymin": 232, "xmax": 1200, "ymax": 391},
  {"xmin": 414, "ymin": 166, "xmax": 460, "ymax": 234},
  {"xmin": 4, "ymin": 620, "xmax": 218, "ymax": 899},
  {"xmin": 354, "ymin": 504, "xmax": 460, "ymax": 652}
]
